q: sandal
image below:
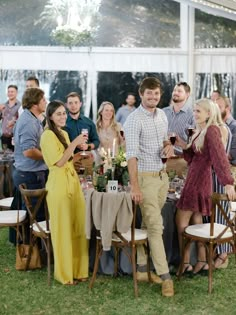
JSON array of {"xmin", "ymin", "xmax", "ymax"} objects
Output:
[
  {"xmin": 193, "ymin": 260, "xmax": 209, "ymax": 276},
  {"xmin": 176, "ymin": 262, "xmax": 193, "ymax": 276},
  {"xmin": 214, "ymin": 255, "xmax": 229, "ymax": 269}
]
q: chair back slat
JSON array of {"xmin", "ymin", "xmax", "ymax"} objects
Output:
[{"xmin": 211, "ymin": 193, "xmax": 236, "ymax": 239}]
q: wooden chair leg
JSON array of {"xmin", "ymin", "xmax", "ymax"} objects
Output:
[
  {"xmin": 114, "ymin": 247, "xmax": 120, "ymax": 277},
  {"xmin": 47, "ymin": 237, "xmax": 51, "ymax": 286},
  {"xmin": 208, "ymin": 242, "xmax": 213, "ymax": 294},
  {"xmin": 89, "ymin": 240, "xmax": 103, "ymax": 289},
  {"xmin": 131, "ymin": 245, "xmax": 138, "ymax": 298},
  {"xmin": 146, "ymin": 242, "xmax": 151, "ymax": 282},
  {"xmin": 178, "ymin": 234, "xmax": 188, "ymax": 280}
]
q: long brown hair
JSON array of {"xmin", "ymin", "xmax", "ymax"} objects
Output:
[{"xmin": 46, "ymin": 100, "xmax": 69, "ymax": 152}]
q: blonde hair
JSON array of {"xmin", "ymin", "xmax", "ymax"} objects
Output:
[
  {"xmin": 96, "ymin": 101, "xmax": 120, "ymax": 134},
  {"xmin": 190, "ymin": 98, "xmax": 220, "ymax": 151}
]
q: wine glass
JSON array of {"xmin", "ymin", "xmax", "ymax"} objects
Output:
[
  {"xmin": 168, "ymin": 132, "xmax": 176, "ymax": 145},
  {"xmin": 187, "ymin": 127, "xmax": 194, "ymax": 143},
  {"xmin": 81, "ymin": 128, "xmax": 88, "ymax": 156},
  {"xmin": 161, "ymin": 153, "xmax": 167, "ymax": 168}
]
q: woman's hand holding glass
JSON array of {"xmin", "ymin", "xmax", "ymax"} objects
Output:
[
  {"xmin": 174, "ymin": 135, "xmax": 188, "ymax": 150},
  {"xmin": 80, "ymin": 128, "xmax": 89, "ymax": 156}
]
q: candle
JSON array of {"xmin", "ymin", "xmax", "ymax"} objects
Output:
[{"xmin": 112, "ymin": 139, "xmax": 116, "ymax": 158}]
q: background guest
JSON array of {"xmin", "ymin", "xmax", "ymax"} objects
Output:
[
  {"xmin": 211, "ymin": 98, "xmax": 234, "ymax": 268},
  {"xmin": 211, "ymin": 89, "xmax": 221, "ymax": 102},
  {"xmin": 116, "ymin": 92, "xmax": 136, "ymax": 126},
  {"xmin": 163, "ymin": 82, "xmax": 194, "ymax": 176},
  {"xmin": 0, "ymin": 85, "xmax": 21, "ymax": 150},
  {"xmin": 175, "ymin": 98, "xmax": 236, "ymax": 275},
  {"xmin": 96, "ymin": 101, "xmax": 124, "ymax": 157},
  {"xmin": 64, "ymin": 92, "xmax": 99, "ymax": 174},
  {"xmin": 40, "ymin": 100, "xmax": 88, "ymax": 285},
  {"xmin": 18, "ymin": 76, "xmax": 40, "ymax": 117}
]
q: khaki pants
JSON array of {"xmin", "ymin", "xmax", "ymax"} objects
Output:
[
  {"xmin": 166, "ymin": 157, "xmax": 188, "ymax": 177},
  {"xmin": 138, "ymin": 171, "xmax": 169, "ymax": 275}
]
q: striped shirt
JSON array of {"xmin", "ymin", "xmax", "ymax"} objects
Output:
[
  {"xmin": 124, "ymin": 105, "xmax": 168, "ymax": 172},
  {"xmin": 163, "ymin": 101, "xmax": 194, "ymax": 142}
]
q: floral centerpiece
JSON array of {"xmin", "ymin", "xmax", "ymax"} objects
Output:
[
  {"xmin": 113, "ymin": 147, "xmax": 129, "ymax": 186},
  {"xmin": 94, "ymin": 146, "xmax": 129, "ymax": 187}
]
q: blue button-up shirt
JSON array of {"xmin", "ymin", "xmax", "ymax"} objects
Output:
[
  {"xmin": 64, "ymin": 113, "xmax": 100, "ymax": 151},
  {"xmin": 13, "ymin": 109, "xmax": 47, "ymax": 172},
  {"xmin": 116, "ymin": 105, "xmax": 136, "ymax": 126}
]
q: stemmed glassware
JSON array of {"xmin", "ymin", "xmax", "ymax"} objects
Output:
[
  {"xmin": 168, "ymin": 132, "xmax": 176, "ymax": 145},
  {"xmin": 187, "ymin": 127, "xmax": 195, "ymax": 143},
  {"xmin": 81, "ymin": 128, "xmax": 89, "ymax": 156},
  {"xmin": 161, "ymin": 153, "xmax": 167, "ymax": 168}
]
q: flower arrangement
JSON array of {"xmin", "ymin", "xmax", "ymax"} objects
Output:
[
  {"xmin": 95, "ymin": 146, "xmax": 129, "ymax": 187},
  {"xmin": 113, "ymin": 147, "xmax": 129, "ymax": 186}
]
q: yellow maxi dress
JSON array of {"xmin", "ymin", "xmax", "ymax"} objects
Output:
[{"xmin": 40, "ymin": 129, "xmax": 88, "ymax": 284}]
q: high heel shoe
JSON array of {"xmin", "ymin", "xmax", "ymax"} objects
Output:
[
  {"xmin": 193, "ymin": 260, "xmax": 208, "ymax": 276},
  {"xmin": 214, "ymin": 255, "xmax": 229, "ymax": 269},
  {"xmin": 176, "ymin": 262, "xmax": 193, "ymax": 276}
]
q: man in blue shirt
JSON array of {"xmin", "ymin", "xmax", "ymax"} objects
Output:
[
  {"xmin": 163, "ymin": 82, "xmax": 193, "ymax": 176},
  {"xmin": 13, "ymin": 87, "xmax": 48, "ymax": 223},
  {"xmin": 116, "ymin": 93, "xmax": 136, "ymax": 126},
  {"xmin": 65, "ymin": 92, "xmax": 99, "ymax": 152},
  {"xmin": 64, "ymin": 92, "xmax": 99, "ymax": 174}
]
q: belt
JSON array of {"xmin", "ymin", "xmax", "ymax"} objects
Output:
[
  {"xmin": 139, "ymin": 170, "xmax": 166, "ymax": 177},
  {"xmin": 169, "ymin": 155, "xmax": 184, "ymax": 159}
]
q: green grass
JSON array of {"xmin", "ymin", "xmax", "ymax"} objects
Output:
[{"xmin": 0, "ymin": 227, "xmax": 236, "ymax": 315}]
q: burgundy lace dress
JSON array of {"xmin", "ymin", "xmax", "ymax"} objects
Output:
[{"xmin": 176, "ymin": 125, "xmax": 234, "ymax": 216}]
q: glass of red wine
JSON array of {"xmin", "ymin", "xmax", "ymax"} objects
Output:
[
  {"xmin": 120, "ymin": 130, "xmax": 124, "ymax": 137},
  {"xmin": 187, "ymin": 127, "xmax": 194, "ymax": 137},
  {"xmin": 168, "ymin": 132, "xmax": 176, "ymax": 145},
  {"xmin": 161, "ymin": 153, "xmax": 167, "ymax": 167},
  {"xmin": 187, "ymin": 127, "xmax": 194, "ymax": 143}
]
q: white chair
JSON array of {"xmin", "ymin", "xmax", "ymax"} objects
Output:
[
  {"xmin": 0, "ymin": 209, "xmax": 27, "ymax": 243},
  {"xmin": 0, "ymin": 197, "xmax": 14, "ymax": 210}
]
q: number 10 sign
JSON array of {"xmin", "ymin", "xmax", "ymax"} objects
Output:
[{"xmin": 107, "ymin": 180, "xmax": 118, "ymax": 193}]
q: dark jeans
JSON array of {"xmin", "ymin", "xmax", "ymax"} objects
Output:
[{"xmin": 9, "ymin": 168, "xmax": 48, "ymax": 244}]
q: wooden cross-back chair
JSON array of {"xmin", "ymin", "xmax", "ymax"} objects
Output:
[
  {"xmin": 178, "ymin": 193, "xmax": 236, "ymax": 293},
  {"xmin": 19, "ymin": 184, "xmax": 51, "ymax": 285},
  {"xmin": 89, "ymin": 200, "xmax": 151, "ymax": 297}
]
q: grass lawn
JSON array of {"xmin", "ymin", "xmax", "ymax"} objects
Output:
[{"xmin": 0, "ymin": 227, "xmax": 236, "ymax": 315}]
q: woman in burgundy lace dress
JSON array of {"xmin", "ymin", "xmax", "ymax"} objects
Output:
[{"xmin": 175, "ymin": 98, "xmax": 236, "ymax": 275}]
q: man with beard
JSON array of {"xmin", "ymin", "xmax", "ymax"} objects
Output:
[
  {"xmin": 124, "ymin": 77, "xmax": 174, "ymax": 297},
  {"xmin": 216, "ymin": 96, "xmax": 236, "ymax": 176},
  {"xmin": 163, "ymin": 82, "xmax": 193, "ymax": 175},
  {"xmin": 64, "ymin": 92, "xmax": 99, "ymax": 173}
]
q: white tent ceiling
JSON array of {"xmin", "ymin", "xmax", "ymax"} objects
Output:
[{"xmin": 174, "ymin": 0, "xmax": 236, "ymax": 21}]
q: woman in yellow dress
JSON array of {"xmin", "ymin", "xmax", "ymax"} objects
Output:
[{"xmin": 40, "ymin": 100, "xmax": 88, "ymax": 285}]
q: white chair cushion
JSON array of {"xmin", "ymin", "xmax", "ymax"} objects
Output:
[
  {"xmin": 0, "ymin": 210, "xmax": 27, "ymax": 224},
  {"xmin": 97, "ymin": 229, "xmax": 147, "ymax": 242},
  {"xmin": 32, "ymin": 220, "xmax": 50, "ymax": 233},
  {"xmin": 0, "ymin": 197, "xmax": 13, "ymax": 208},
  {"xmin": 122, "ymin": 228, "xmax": 147, "ymax": 241},
  {"xmin": 185, "ymin": 223, "xmax": 233, "ymax": 239}
]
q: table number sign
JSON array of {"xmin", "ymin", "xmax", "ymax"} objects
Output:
[{"xmin": 107, "ymin": 180, "xmax": 118, "ymax": 193}]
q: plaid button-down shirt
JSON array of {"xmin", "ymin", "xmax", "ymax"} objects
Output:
[{"xmin": 124, "ymin": 105, "xmax": 168, "ymax": 172}]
